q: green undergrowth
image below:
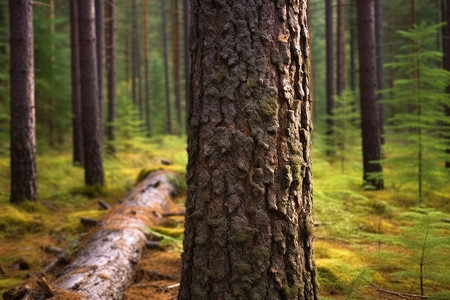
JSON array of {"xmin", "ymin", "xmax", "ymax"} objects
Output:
[
  {"xmin": 0, "ymin": 135, "xmax": 187, "ymax": 294},
  {"xmin": 312, "ymin": 139, "xmax": 450, "ymax": 298}
]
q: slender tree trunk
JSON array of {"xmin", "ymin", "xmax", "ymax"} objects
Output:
[
  {"xmin": 326, "ymin": 0, "xmax": 335, "ymax": 144},
  {"xmin": 183, "ymin": 0, "xmax": 190, "ymax": 122},
  {"xmin": 443, "ymin": 0, "xmax": 450, "ymax": 168},
  {"xmin": 131, "ymin": 0, "xmax": 138, "ymax": 106},
  {"xmin": 350, "ymin": 26, "xmax": 356, "ymax": 92},
  {"xmin": 105, "ymin": 0, "xmax": 116, "ymax": 154},
  {"xmin": 179, "ymin": 1, "xmax": 317, "ymax": 299},
  {"xmin": 78, "ymin": 0, "xmax": 105, "ymax": 186},
  {"xmin": 9, "ymin": 0, "xmax": 37, "ymax": 203},
  {"xmin": 162, "ymin": 0, "xmax": 172, "ymax": 134},
  {"xmin": 95, "ymin": 0, "xmax": 104, "ymax": 143},
  {"xmin": 143, "ymin": 0, "xmax": 151, "ymax": 136},
  {"xmin": 357, "ymin": 0, "xmax": 383, "ymax": 189},
  {"xmin": 172, "ymin": 0, "xmax": 182, "ymax": 134},
  {"xmin": 375, "ymin": 0, "xmax": 385, "ymax": 145},
  {"xmin": 48, "ymin": 0, "xmax": 56, "ymax": 147},
  {"xmin": 70, "ymin": 0, "xmax": 84, "ymax": 165},
  {"xmin": 337, "ymin": 0, "xmax": 346, "ymax": 96}
]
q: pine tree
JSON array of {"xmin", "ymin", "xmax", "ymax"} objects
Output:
[{"xmin": 382, "ymin": 22, "xmax": 450, "ymax": 203}]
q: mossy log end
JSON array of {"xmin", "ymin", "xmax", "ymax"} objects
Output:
[
  {"xmin": 52, "ymin": 171, "xmax": 176, "ymax": 300},
  {"xmin": 3, "ymin": 171, "xmax": 176, "ymax": 300}
]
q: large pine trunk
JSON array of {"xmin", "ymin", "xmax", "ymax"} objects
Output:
[
  {"xmin": 179, "ymin": 1, "xmax": 318, "ymax": 299},
  {"xmin": 70, "ymin": 0, "xmax": 84, "ymax": 165},
  {"xmin": 9, "ymin": 0, "xmax": 37, "ymax": 203},
  {"xmin": 78, "ymin": 0, "xmax": 104, "ymax": 185},
  {"xmin": 95, "ymin": 0, "xmax": 104, "ymax": 141},
  {"xmin": 357, "ymin": 0, "xmax": 383, "ymax": 189},
  {"xmin": 375, "ymin": 0, "xmax": 385, "ymax": 144}
]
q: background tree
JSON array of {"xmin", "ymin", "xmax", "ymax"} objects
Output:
[
  {"xmin": 357, "ymin": 0, "xmax": 383, "ymax": 189},
  {"xmin": 326, "ymin": 0, "xmax": 335, "ymax": 147},
  {"xmin": 179, "ymin": 1, "xmax": 317, "ymax": 299},
  {"xmin": 375, "ymin": 0, "xmax": 385, "ymax": 144},
  {"xmin": 443, "ymin": 0, "xmax": 450, "ymax": 168},
  {"xmin": 336, "ymin": 0, "xmax": 346, "ymax": 96},
  {"xmin": 9, "ymin": 0, "xmax": 37, "ymax": 202},
  {"xmin": 162, "ymin": 0, "xmax": 172, "ymax": 134},
  {"xmin": 172, "ymin": 0, "xmax": 182, "ymax": 134},
  {"xmin": 183, "ymin": 0, "xmax": 190, "ymax": 115},
  {"xmin": 70, "ymin": 0, "xmax": 84, "ymax": 165},
  {"xmin": 78, "ymin": 0, "xmax": 104, "ymax": 185},
  {"xmin": 95, "ymin": 0, "xmax": 104, "ymax": 141},
  {"xmin": 143, "ymin": 0, "xmax": 151, "ymax": 136},
  {"xmin": 105, "ymin": 0, "xmax": 116, "ymax": 153}
]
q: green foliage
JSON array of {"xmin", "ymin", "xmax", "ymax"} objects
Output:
[
  {"xmin": 381, "ymin": 22, "xmax": 450, "ymax": 203},
  {"xmin": 328, "ymin": 89, "xmax": 361, "ymax": 174},
  {"xmin": 367, "ymin": 208, "xmax": 450, "ymax": 297}
]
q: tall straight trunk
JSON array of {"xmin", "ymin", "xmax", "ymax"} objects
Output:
[
  {"xmin": 78, "ymin": 0, "xmax": 105, "ymax": 186},
  {"xmin": 9, "ymin": 0, "xmax": 37, "ymax": 202},
  {"xmin": 326, "ymin": 0, "xmax": 335, "ymax": 140},
  {"xmin": 143, "ymin": 0, "xmax": 151, "ymax": 136},
  {"xmin": 375, "ymin": 0, "xmax": 385, "ymax": 144},
  {"xmin": 131, "ymin": 0, "xmax": 142, "ymax": 118},
  {"xmin": 95, "ymin": 0, "xmax": 104, "ymax": 142},
  {"xmin": 179, "ymin": 1, "xmax": 317, "ymax": 299},
  {"xmin": 70, "ymin": 0, "xmax": 84, "ymax": 165},
  {"xmin": 443, "ymin": 0, "xmax": 450, "ymax": 168},
  {"xmin": 183, "ymin": 0, "xmax": 190, "ymax": 119},
  {"xmin": 337, "ymin": 0, "xmax": 346, "ymax": 95},
  {"xmin": 172, "ymin": 0, "xmax": 182, "ymax": 134},
  {"xmin": 162, "ymin": 0, "xmax": 172, "ymax": 134},
  {"xmin": 48, "ymin": 0, "xmax": 56, "ymax": 147},
  {"xmin": 357, "ymin": 0, "xmax": 383, "ymax": 189},
  {"xmin": 125, "ymin": 33, "xmax": 130, "ymax": 84},
  {"xmin": 105, "ymin": 0, "xmax": 116, "ymax": 154}
]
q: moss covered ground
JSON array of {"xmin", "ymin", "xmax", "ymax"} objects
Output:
[{"xmin": 0, "ymin": 135, "xmax": 449, "ymax": 299}]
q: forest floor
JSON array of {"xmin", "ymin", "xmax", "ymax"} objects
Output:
[{"xmin": 0, "ymin": 135, "xmax": 449, "ymax": 299}]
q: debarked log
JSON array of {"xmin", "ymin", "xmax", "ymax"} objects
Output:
[{"xmin": 51, "ymin": 170, "xmax": 176, "ymax": 300}]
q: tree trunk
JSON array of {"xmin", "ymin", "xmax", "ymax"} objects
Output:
[
  {"xmin": 105, "ymin": 0, "xmax": 116, "ymax": 154},
  {"xmin": 375, "ymin": 0, "xmax": 385, "ymax": 145},
  {"xmin": 95, "ymin": 0, "xmax": 104, "ymax": 143},
  {"xmin": 179, "ymin": 1, "xmax": 318, "ymax": 299},
  {"xmin": 52, "ymin": 171, "xmax": 175, "ymax": 299},
  {"xmin": 337, "ymin": 0, "xmax": 346, "ymax": 96},
  {"xmin": 9, "ymin": 0, "xmax": 37, "ymax": 203},
  {"xmin": 172, "ymin": 0, "xmax": 182, "ymax": 134},
  {"xmin": 131, "ymin": 0, "xmax": 138, "ymax": 107},
  {"xmin": 78, "ymin": 0, "xmax": 105, "ymax": 186},
  {"xmin": 443, "ymin": 0, "xmax": 450, "ymax": 168},
  {"xmin": 143, "ymin": 0, "xmax": 152, "ymax": 137},
  {"xmin": 70, "ymin": 0, "xmax": 84, "ymax": 165},
  {"xmin": 183, "ymin": 0, "xmax": 190, "ymax": 121},
  {"xmin": 357, "ymin": 0, "xmax": 384, "ymax": 189},
  {"xmin": 326, "ymin": 0, "xmax": 335, "ymax": 143},
  {"xmin": 162, "ymin": 0, "xmax": 172, "ymax": 134}
]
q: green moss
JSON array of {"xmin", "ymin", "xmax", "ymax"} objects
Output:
[
  {"xmin": 259, "ymin": 97, "xmax": 278, "ymax": 122},
  {"xmin": 253, "ymin": 246, "xmax": 270, "ymax": 266},
  {"xmin": 61, "ymin": 210, "xmax": 106, "ymax": 233},
  {"xmin": 0, "ymin": 205, "xmax": 45, "ymax": 237},
  {"xmin": 282, "ymin": 284, "xmax": 299, "ymax": 299},
  {"xmin": 69, "ymin": 184, "xmax": 106, "ymax": 198},
  {"xmin": 211, "ymin": 66, "xmax": 229, "ymax": 85},
  {"xmin": 246, "ymin": 78, "xmax": 258, "ymax": 89},
  {"xmin": 136, "ymin": 168, "xmax": 153, "ymax": 184},
  {"xmin": 0, "ymin": 278, "xmax": 23, "ymax": 293},
  {"xmin": 148, "ymin": 226, "xmax": 184, "ymax": 238}
]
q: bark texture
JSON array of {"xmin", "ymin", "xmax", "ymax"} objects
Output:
[
  {"xmin": 183, "ymin": 0, "xmax": 191, "ymax": 116},
  {"xmin": 172, "ymin": 0, "xmax": 182, "ymax": 134},
  {"xmin": 325, "ymin": 0, "xmax": 334, "ymax": 140},
  {"xmin": 78, "ymin": 0, "xmax": 105, "ymax": 185},
  {"xmin": 70, "ymin": 0, "xmax": 84, "ymax": 165},
  {"xmin": 9, "ymin": 0, "xmax": 37, "ymax": 203},
  {"xmin": 357, "ymin": 0, "xmax": 383, "ymax": 189},
  {"xmin": 95, "ymin": 0, "xmax": 104, "ymax": 140},
  {"xmin": 375, "ymin": 0, "xmax": 384, "ymax": 144},
  {"xmin": 53, "ymin": 171, "xmax": 176, "ymax": 300},
  {"xmin": 179, "ymin": 1, "xmax": 317, "ymax": 299}
]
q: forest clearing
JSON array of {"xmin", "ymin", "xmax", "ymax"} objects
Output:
[{"xmin": 1, "ymin": 0, "xmax": 450, "ymax": 299}]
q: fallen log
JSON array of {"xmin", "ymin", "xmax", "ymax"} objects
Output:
[{"xmin": 50, "ymin": 171, "xmax": 177, "ymax": 300}]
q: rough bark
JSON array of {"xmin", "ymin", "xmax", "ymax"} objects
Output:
[
  {"xmin": 172, "ymin": 0, "xmax": 182, "ymax": 134},
  {"xmin": 162, "ymin": 0, "xmax": 172, "ymax": 134},
  {"xmin": 179, "ymin": 1, "xmax": 317, "ymax": 299},
  {"xmin": 337, "ymin": 0, "xmax": 346, "ymax": 95},
  {"xmin": 443, "ymin": 0, "xmax": 450, "ymax": 168},
  {"xmin": 78, "ymin": 0, "xmax": 105, "ymax": 185},
  {"xmin": 70, "ymin": 0, "xmax": 84, "ymax": 165},
  {"xmin": 357, "ymin": 0, "xmax": 384, "ymax": 189},
  {"xmin": 9, "ymin": 0, "xmax": 37, "ymax": 203},
  {"xmin": 95, "ymin": 0, "xmax": 104, "ymax": 142},
  {"xmin": 375, "ymin": 0, "xmax": 384, "ymax": 144},
  {"xmin": 52, "ymin": 171, "xmax": 175, "ymax": 300},
  {"xmin": 326, "ymin": 0, "xmax": 335, "ymax": 141},
  {"xmin": 143, "ymin": 0, "xmax": 151, "ymax": 137},
  {"xmin": 105, "ymin": 0, "xmax": 116, "ymax": 154},
  {"xmin": 183, "ymin": 0, "xmax": 190, "ymax": 119}
]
